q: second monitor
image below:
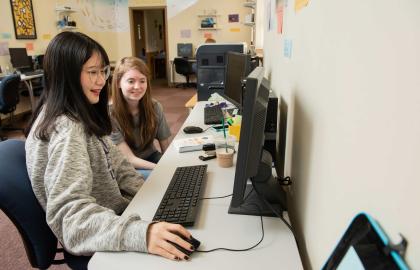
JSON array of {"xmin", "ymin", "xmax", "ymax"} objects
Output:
[
  {"xmin": 9, "ymin": 48, "xmax": 32, "ymax": 71},
  {"xmin": 223, "ymin": 51, "xmax": 252, "ymax": 109},
  {"xmin": 177, "ymin": 43, "xmax": 193, "ymax": 58}
]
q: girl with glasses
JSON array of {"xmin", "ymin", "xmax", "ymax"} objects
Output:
[
  {"xmin": 110, "ymin": 57, "xmax": 171, "ymax": 179},
  {"xmin": 25, "ymin": 32, "xmax": 194, "ymax": 266}
]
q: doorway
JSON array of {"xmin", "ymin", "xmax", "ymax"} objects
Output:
[{"xmin": 130, "ymin": 7, "xmax": 168, "ymax": 83}]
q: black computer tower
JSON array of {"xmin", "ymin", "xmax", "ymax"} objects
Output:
[{"xmin": 195, "ymin": 43, "xmax": 245, "ymax": 101}]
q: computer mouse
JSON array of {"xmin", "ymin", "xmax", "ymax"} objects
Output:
[
  {"xmin": 167, "ymin": 232, "xmax": 201, "ymax": 257},
  {"xmin": 183, "ymin": 126, "xmax": 203, "ymax": 134}
]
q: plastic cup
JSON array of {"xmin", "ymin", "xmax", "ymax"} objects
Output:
[
  {"xmin": 228, "ymin": 124, "xmax": 241, "ymax": 141},
  {"xmin": 215, "ymin": 136, "xmax": 235, "ymax": 168}
]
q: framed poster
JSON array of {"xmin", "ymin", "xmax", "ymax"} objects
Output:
[{"xmin": 10, "ymin": 0, "xmax": 37, "ymax": 39}]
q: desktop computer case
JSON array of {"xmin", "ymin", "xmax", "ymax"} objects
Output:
[{"xmin": 195, "ymin": 43, "xmax": 245, "ymax": 101}]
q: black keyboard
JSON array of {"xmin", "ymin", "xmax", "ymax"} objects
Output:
[
  {"xmin": 23, "ymin": 70, "xmax": 43, "ymax": 76},
  {"xmin": 204, "ymin": 106, "xmax": 234, "ymax": 125},
  {"xmin": 153, "ymin": 165, "xmax": 207, "ymax": 227}
]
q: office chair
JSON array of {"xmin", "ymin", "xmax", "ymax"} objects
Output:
[
  {"xmin": 174, "ymin": 57, "xmax": 197, "ymax": 88},
  {"xmin": 0, "ymin": 140, "xmax": 90, "ymax": 270},
  {"xmin": 0, "ymin": 74, "xmax": 24, "ymax": 140}
]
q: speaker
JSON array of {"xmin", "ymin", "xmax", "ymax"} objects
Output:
[
  {"xmin": 263, "ymin": 91, "xmax": 278, "ymax": 160},
  {"xmin": 265, "ymin": 91, "xmax": 278, "ymax": 133}
]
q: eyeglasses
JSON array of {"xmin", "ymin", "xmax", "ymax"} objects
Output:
[{"xmin": 84, "ymin": 65, "xmax": 111, "ymax": 83}]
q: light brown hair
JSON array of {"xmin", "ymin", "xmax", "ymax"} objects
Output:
[{"xmin": 111, "ymin": 57, "xmax": 156, "ymax": 149}]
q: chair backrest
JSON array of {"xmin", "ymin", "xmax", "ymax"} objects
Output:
[
  {"xmin": 174, "ymin": 57, "xmax": 194, "ymax": 76},
  {"xmin": 0, "ymin": 139, "xmax": 58, "ymax": 269},
  {"xmin": 0, "ymin": 74, "xmax": 21, "ymax": 114}
]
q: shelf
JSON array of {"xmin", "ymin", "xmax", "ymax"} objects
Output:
[
  {"xmin": 243, "ymin": 22, "xmax": 255, "ymax": 26},
  {"xmin": 56, "ymin": 6, "xmax": 78, "ymax": 31},
  {"xmin": 58, "ymin": 26, "xmax": 78, "ymax": 30},
  {"xmin": 197, "ymin": 14, "xmax": 219, "ymax": 17},
  {"xmin": 55, "ymin": 7, "xmax": 77, "ymax": 14},
  {"xmin": 243, "ymin": 1, "xmax": 256, "ymax": 8},
  {"xmin": 198, "ymin": 28, "xmax": 220, "ymax": 30}
]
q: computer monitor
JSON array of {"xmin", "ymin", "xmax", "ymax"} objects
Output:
[
  {"xmin": 228, "ymin": 67, "xmax": 287, "ymax": 216},
  {"xmin": 177, "ymin": 43, "xmax": 193, "ymax": 58},
  {"xmin": 9, "ymin": 48, "xmax": 32, "ymax": 70},
  {"xmin": 222, "ymin": 51, "xmax": 252, "ymax": 109}
]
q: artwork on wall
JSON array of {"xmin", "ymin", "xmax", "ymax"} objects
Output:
[
  {"xmin": 10, "ymin": 0, "xmax": 37, "ymax": 39},
  {"xmin": 77, "ymin": 0, "xmax": 129, "ymax": 32},
  {"xmin": 228, "ymin": 14, "xmax": 239, "ymax": 23}
]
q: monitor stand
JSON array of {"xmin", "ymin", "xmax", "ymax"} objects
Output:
[
  {"xmin": 228, "ymin": 150, "xmax": 287, "ymax": 217},
  {"xmin": 228, "ymin": 183, "xmax": 284, "ymax": 217}
]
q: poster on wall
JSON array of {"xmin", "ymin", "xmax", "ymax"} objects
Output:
[
  {"xmin": 75, "ymin": 0, "xmax": 129, "ymax": 32},
  {"xmin": 228, "ymin": 14, "xmax": 239, "ymax": 23},
  {"xmin": 295, "ymin": 0, "xmax": 310, "ymax": 12},
  {"xmin": 10, "ymin": 0, "xmax": 37, "ymax": 39},
  {"xmin": 0, "ymin": 42, "xmax": 9, "ymax": 56}
]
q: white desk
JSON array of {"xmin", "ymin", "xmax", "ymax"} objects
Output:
[
  {"xmin": 88, "ymin": 102, "xmax": 303, "ymax": 270},
  {"xmin": 20, "ymin": 72, "xmax": 44, "ymax": 112}
]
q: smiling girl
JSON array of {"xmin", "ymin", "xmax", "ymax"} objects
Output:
[
  {"xmin": 25, "ymin": 32, "xmax": 193, "ymax": 267},
  {"xmin": 110, "ymin": 57, "xmax": 171, "ymax": 179}
]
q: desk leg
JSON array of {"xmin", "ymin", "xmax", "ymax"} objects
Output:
[{"xmin": 22, "ymin": 80, "xmax": 35, "ymax": 112}]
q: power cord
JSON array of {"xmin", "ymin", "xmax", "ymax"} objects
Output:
[
  {"xmin": 202, "ymin": 125, "xmax": 214, "ymax": 132},
  {"xmin": 202, "ymin": 124, "xmax": 221, "ymax": 132},
  {"xmin": 196, "ymin": 201, "xmax": 264, "ymax": 253},
  {"xmin": 251, "ymin": 181, "xmax": 293, "ymax": 232},
  {"xmin": 200, "ymin": 194, "xmax": 232, "ymax": 200},
  {"xmin": 195, "ymin": 183, "xmax": 294, "ymax": 253},
  {"xmin": 277, "ymin": 176, "xmax": 292, "ymax": 186}
]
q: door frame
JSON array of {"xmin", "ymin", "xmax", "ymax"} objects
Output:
[{"xmin": 129, "ymin": 6, "xmax": 169, "ymax": 84}]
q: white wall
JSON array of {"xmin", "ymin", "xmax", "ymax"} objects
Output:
[{"xmin": 263, "ymin": 0, "xmax": 420, "ymax": 269}]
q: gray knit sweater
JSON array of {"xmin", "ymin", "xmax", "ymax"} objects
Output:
[{"xmin": 25, "ymin": 112, "xmax": 151, "ymax": 256}]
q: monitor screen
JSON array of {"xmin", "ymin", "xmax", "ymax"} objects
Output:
[
  {"xmin": 228, "ymin": 67, "xmax": 287, "ymax": 216},
  {"xmin": 223, "ymin": 52, "xmax": 252, "ymax": 108},
  {"xmin": 9, "ymin": 48, "xmax": 31, "ymax": 70},
  {"xmin": 177, "ymin": 43, "xmax": 193, "ymax": 58}
]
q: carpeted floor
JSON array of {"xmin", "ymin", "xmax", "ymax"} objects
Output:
[{"xmin": 0, "ymin": 79, "xmax": 196, "ymax": 270}]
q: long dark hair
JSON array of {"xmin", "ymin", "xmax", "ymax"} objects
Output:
[
  {"xmin": 111, "ymin": 57, "xmax": 157, "ymax": 149},
  {"xmin": 25, "ymin": 32, "xmax": 112, "ymax": 140}
]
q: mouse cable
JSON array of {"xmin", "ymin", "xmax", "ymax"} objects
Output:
[
  {"xmin": 199, "ymin": 194, "xmax": 232, "ymax": 200},
  {"xmin": 196, "ymin": 203, "xmax": 264, "ymax": 253},
  {"xmin": 251, "ymin": 181, "xmax": 293, "ymax": 233},
  {"xmin": 202, "ymin": 125, "xmax": 217, "ymax": 132}
]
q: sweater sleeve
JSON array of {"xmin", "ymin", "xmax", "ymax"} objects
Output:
[
  {"xmin": 44, "ymin": 121, "xmax": 150, "ymax": 255},
  {"xmin": 106, "ymin": 136, "xmax": 145, "ymax": 199}
]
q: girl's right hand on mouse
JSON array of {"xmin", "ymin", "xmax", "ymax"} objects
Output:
[{"xmin": 146, "ymin": 222, "xmax": 194, "ymax": 261}]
